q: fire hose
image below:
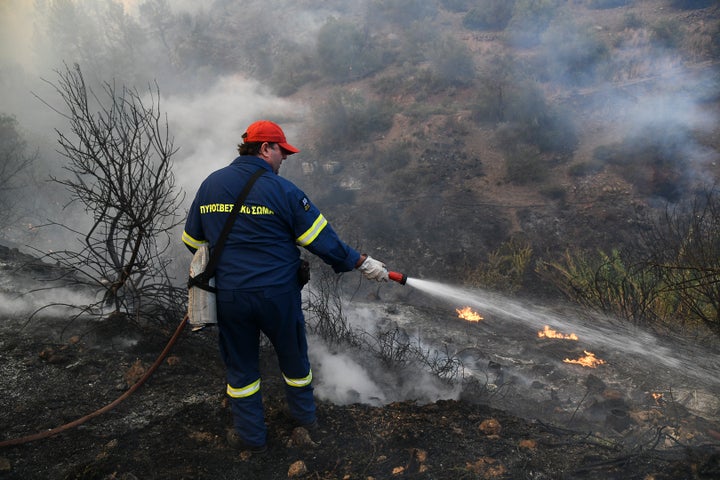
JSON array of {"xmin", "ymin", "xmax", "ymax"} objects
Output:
[
  {"xmin": 0, "ymin": 270, "xmax": 408, "ymax": 448},
  {"xmin": 0, "ymin": 313, "xmax": 189, "ymax": 448}
]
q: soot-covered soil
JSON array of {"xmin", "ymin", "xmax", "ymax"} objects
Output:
[{"xmin": 1, "ymin": 245, "xmax": 719, "ymax": 480}]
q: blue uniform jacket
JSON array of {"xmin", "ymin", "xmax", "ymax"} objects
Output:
[{"xmin": 182, "ymin": 156, "xmax": 361, "ymax": 290}]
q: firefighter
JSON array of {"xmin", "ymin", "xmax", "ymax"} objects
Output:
[{"xmin": 182, "ymin": 120, "xmax": 388, "ymax": 453}]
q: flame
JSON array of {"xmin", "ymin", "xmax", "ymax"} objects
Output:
[
  {"xmin": 563, "ymin": 350, "xmax": 605, "ymax": 368},
  {"xmin": 652, "ymin": 392, "xmax": 665, "ymax": 405},
  {"xmin": 538, "ymin": 325, "xmax": 578, "ymax": 340},
  {"xmin": 456, "ymin": 306, "xmax": 483, "ymax": 322}
]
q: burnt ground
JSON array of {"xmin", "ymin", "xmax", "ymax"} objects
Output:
[{"xmin": 1, "ymin": 245, "xmax": 720, "ymax": 480}]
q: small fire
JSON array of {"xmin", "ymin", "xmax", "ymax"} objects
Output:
[
  {"xmin": 538, "ymin": 325, "xmax": 578, "ymax": 340},
  {"xmin": 652, "ymin": 392, "xmax": 665, "ymax": 406},
  {"xmin": 456, "ymin": 306, "xmax": 483, "ymax": 322},
  {"xmin": 563, "ymin": 350, "xmax": 605, "ymax": 368}
]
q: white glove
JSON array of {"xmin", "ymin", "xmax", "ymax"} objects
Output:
[{"xmin": 358, "ymin": 255, "xmax": 388, "ymax": 282}]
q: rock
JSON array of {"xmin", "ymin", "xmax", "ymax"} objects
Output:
[
  {"xmin": 287, "ymin": 426, "xmax": 316, "ymax": 447},
  {"xmin": 519, "ymin": 439, "xmax": 537, "ymax": 450},
  {"xmin": 287, "ymin": 460, "xmax": 307, "ymax": 477},
  {"xmin": 123, "ymin": 359, "xmax": 147, "ymax": 387},
  {"xmin": 479, "ymin": 418, "xmax": 501, "ymax": 436},
  {"xmin": 466, "ymin": 457, "xmax": 507, "ymax": 476}
]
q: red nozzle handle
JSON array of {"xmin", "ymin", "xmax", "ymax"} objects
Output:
[{"xmin": 388, "ymin": 271, "xmax": 407, "ymax": 285}]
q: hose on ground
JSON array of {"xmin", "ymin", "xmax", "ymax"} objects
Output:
[{"xmin": 0, "ymin": 314, "xmax": 189, "ymax": 448}]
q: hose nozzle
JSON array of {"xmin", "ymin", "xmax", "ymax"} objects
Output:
[{"xmin": 388, "ymin": 271, "xmax": 407, "ymax": 285}]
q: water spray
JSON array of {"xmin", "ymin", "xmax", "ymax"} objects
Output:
[{"xmin": 388, "ymin": 271, "xmax": 407, "ymax": 285}]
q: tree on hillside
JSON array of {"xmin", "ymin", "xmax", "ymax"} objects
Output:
[
  {"xmin": 427, "ymin": 35, "xmax": 476, "ymax": 87},
  {"xmin": 463, "ymin": 0, "xmax": 515, "ymax": 31},
  {"xmin": 316, "ymin": 18, "xmax": 389, "ymax": 82},
  {"xmin": 312, "ymin": 89, "xmax": 394, "ymax": 152},
  {"xmin": 35, "ymin": 63, "xmax": 185, "ymax": 325},
  {"xmin": 506, "ymin": 0, "xmax": 561, "ymax": 48},
  {"xmin": 35, "ymin": 0, "xmax": 149, "ymax": 85},
  {"xmin": 0, "ymin": 114, "xmax": 37, "ymax": 228}
]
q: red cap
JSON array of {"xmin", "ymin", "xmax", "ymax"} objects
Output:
[{"xmin": 243, "ymin": 120, "xmax": 300, "ymax": 154}]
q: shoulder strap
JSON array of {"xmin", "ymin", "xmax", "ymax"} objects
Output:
[{"xmin": 202, "ymin": 168, "xmax": 266, "ymax": 280}]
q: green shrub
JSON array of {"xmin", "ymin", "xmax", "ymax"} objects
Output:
[
  {"xmin": 540, "ymin": 21, "xmax": 609, "ymax": 86},
  {"xmin": 506, "ymin": 0, "xmax": 562, "ymax": 48},
  {"xmin": 426, "ymin": 36, "xmax": 476, "ymax": 87},
  {"xmin": 540, "ymin": 184, "xmax": 567, "ymax": 201},
  {"xmin": 650, "ymin": 19, "xmax": 684, "ymax": 49},
  {"xmin": 587, "ymin": 0, "xmax": 631, "ymax": 9},
  {"xmin": 465, "ymin": 237, "xmax": 533, "ymax": 293},
  {"xmin": 368, "ymin": 0, "xmax": 438, "ymax": 27},
  {"xmin": 537, "ymin": 248, "xmax": 664, "ymax": 325},
  {"xmin": 316, "ymin": 18, "xmax": 390, "ymax": 82},
  {"xmin": 438, "ymin": 0, "xmax": 474, "ymax": 13},
  {"xmin": 269, "ymin": 42, "xmax": 320, "ymax": 96},
  {"xmin": 592, "ymin": 144, "xmax": 621, "ymax": 164},
  {"xmin": 500, "ymin": 81, "xmax": 579, "ymax": 154},
  {"xmin": 313, "ymin": 90, "xmax": 395, "ymax": 151},
  {"xmin": 373, "ymin": 142, "xmax": 413, "ymax": 173},
  {"xmin": 503, "ymin": 144, "xmax": 548, "ymax": 185},
  {"xmin": 592, "ymin": 131, "xmax": 689, "ymax": 202},
  {"xmin": 670, "ymin": 0, "xmax": 714, "ymax": 9},
  {"xmin": 568, "ymin": 161, "xmax": 604, "ymax": 177},
  {"xmin": 622, "ymin": 12, "xmax": 643, "ymax": 29},
  {"xmin": 470, "ymin": 54, "xmax": 518, "ymax": 123},
  {"xmin": 463, "ymin": 1, "xmax": 515, "ymax": 31}
]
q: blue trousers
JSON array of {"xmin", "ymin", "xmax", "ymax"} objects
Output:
[{"xmin": 216, "ymin": 284, "xmax": 316, "ymax": 447}]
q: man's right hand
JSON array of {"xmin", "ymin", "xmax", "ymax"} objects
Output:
[{"xmin": 358, "ymin": 255, "xmax": 389, "ymax": 282}]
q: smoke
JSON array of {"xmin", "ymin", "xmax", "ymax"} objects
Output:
[
  {"xmin": 540, "ymin": 14, "xmax": 720, "ymax": 185},
  {"xmin": 161, "ymin": 75, "xmax": 306, "ymax": 195},
  {"xmin": 0, "ymin": 1, "xmax": 36, "ymax": 71},
  {"xmin": 309, "ymin": 339, "xmax": 389, "ymax": 406},
  {"xmin": 0, "ymin": 288, "xmax": 97, "ymax": 318},
  {"xmin": 309, "ymin": 328, "xmax": 463, "ymax": 407}
]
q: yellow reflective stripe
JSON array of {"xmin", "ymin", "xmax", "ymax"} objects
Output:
[
  {"xmin": 296, "ymin": 215, "xmax": 327, "ymax": 247},
  {"xmin": 182, "ymin": 231, "xmax": 208, "ymax": 250},
  {"xmin": 283, "ymin": 370, "xmax": 312, "ymax": 388},
  {"xmin": 226, "ymin": 379, "xmax": 261, "ymax": 398}
]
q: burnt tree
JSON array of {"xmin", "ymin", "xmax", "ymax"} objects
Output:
[
  {"xmin": 36, "ymin": 64, "xmax": 184, "ymax": 324},
  {"xmin": 0, "ymin": 114, "xmax": 37, "ymax": 228}
]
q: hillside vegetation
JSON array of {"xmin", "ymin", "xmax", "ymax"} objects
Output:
[
  {"xmin": 3, "ymin": 0, "xmax": 719, "ymax": 335},
  {"xmin": 278, "ymin": 0, "xmax": 720, "ymax": 335}
]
